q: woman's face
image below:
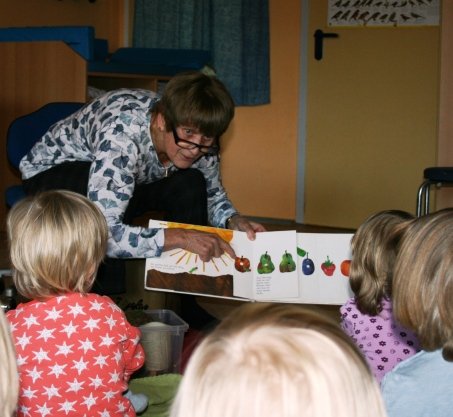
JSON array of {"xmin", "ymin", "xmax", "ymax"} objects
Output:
[
  {"xmin": 163, "ymin": 126, "xmax": 208, "ymax": 169},
  {"xmin": 153, "ymin": 113, "xmax": 217, "ymax": 168}
]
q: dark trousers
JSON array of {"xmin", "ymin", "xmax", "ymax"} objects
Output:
[{"xmin": 23, "ymin": 162, "xmax": 217, "ymax": 328}]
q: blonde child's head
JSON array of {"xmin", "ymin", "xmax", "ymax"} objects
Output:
[
  {"xmin": 7, "ymin": 190, "xmax": 108, "ymax": 300},
  {"xmin": 393, "ymin": 208, "xmax": 453, "ymax": 360},
  {"xmin": 0, "ymin": 308, "xmax": 18, "ymax": 416},
  {"xmin": 349, "ymin": 209, "xmax": 414, "ymax": 315},
  {"xmin": 170, "ymin": 303, "xmax": 387, "ymax": 417}
]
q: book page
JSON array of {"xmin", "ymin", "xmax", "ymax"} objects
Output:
[
  {"xmin": 231, "ymin": 230, "xmax": 299, "ymax": 301},
  {"xmin": 293, "ymin": 233, "xmax": 353, "ymax": 305}
]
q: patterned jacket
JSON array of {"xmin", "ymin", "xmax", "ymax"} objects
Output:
[{"xmin": 20, "ymin": 89, "xmax": 237, "ymax": 258}]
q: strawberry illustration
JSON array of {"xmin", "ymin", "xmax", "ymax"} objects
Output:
[{"xmin": 321, "ymin": 256, "xmax": 336, "ymax": 277}]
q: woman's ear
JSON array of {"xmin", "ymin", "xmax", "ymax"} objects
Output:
[{"xmin": 156, "ymin": 113, "xmax": 166, "ymax": 131}]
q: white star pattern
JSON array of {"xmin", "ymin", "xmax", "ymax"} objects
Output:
[
  {"xmin": 19, "ymin": 404, "xmax": 32, "ymax": 416},
  {"xmin": 79, "ymin": 338, "xmax": 95, "ymax": 354},
  {"xmin": 93, "ymin": 354, "xmax": 109, "ymax": 368},
  {"xmin": 36, "ymin": 327, "xmax": 56, "ymax": 342},
  {"xmin": 27, "ymin": 366, "xmax": 43, "ymax": 383},
  {"xmin": 67, "ymin": 302, "xmax": 86, "ymax": 318},
  {"xmin": 22, "ymin": 386, "xmax": 38, "ymax": 399},
  {"xmin": 99, "ymin": 334, "xmax": 115, "ymax": 347},
  {"xmin": 89, "ymin": 374, "xmax": 104, "ymax": 389},
  {"xmin": 105, "ymin": 315, "xmax": 117, "ymax": 330},
  {"xmin": 72, "ymin": 357, "xmax": 89, "ymax": 375},
  {"xmin": 23, "ymin": 313, "xmax": 40, "ymax": 329},
  {"xmin": 17, "ymin": 353, "xmax": 29, "ymax": 366},
  {"xmin": 48, "ymin": 363, "xmax": 67, "ymax": 378},
  {"xmin": 60, "ymin": 321, "xmax": 78, "ymax": 338},
  {"xmin": 44, "ymin": 306, "xmax": 63, "ymax": 321},
  {"xmin": 83, "ymin": 317, "xmax": 100, "ymax": 332},
  {"xmin": 82, "ymin": 392, "xmax": 97, "ymax": 410},
  {"xmin": 6, "ymin": 293, "xmax": 144, "ymax": 417},
  {"xmin": 89, "ymin": 299, "xmax": 104, "ymax": 312},
  {"xmin": 58, "ymin": 400, "xmax": 77, "ymax": 414},
  {"xmin": 32, "ymin": 348, "xmax": 51, "ymax": 363},
  {"xmin": 16, "ymin": 333, "xmax": 32, "ymax": 349},
  {"xmin": 36, "ymin": 402, "xmax": 53, "ymax": 417},
  {"xmin": 66, "ymin": 378, "xmax": 84, "ymax": 393},
  {"xmin": 43, "ymin": 384, "xmax": 62, "ymax": 400},
  {"xmin": 55, "ymin": 341, "xmax": 74, "ymax": 356}
]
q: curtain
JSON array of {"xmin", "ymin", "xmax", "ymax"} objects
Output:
[{"xmin": 133, "ymin": 0, "xmax": 270, "ymax": 106}]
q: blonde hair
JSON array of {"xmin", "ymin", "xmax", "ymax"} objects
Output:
[
  {"xmin": 170, "ymin": 303, "xmax": 387, "ymax": 417},
  {"xmin": 7, "ymin": 190, "xmax": 108, "ymax": 300},
  {"xmin": 393, "ymin": 208, "xmax": 453, "ymax": 360},
  {"xmin": 349, "ymin": 210, "xmax": 414, "ymax": 315},
  {"xmin": 0, "ymin": 309, "xmax": 18, "ymax": 416}
]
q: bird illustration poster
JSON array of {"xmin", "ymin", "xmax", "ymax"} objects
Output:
[
  {"xmin": 144, "ymin": 220, "xmax": 353, "ymax": 305},
  {"xmin": 328, "ymin": 0, "xmax": 439, "ymax": 27}
]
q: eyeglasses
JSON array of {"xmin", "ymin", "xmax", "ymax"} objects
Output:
[{"xmin": 172, "ymin": 127, "xmax": 219, "ymax": 155}]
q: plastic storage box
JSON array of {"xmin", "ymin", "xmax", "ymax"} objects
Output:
[{"xmin": 139, "ymin": 309, "xmax": 189, "ymax": 375}]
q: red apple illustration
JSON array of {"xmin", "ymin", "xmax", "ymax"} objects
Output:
[{"xmin": 234, "ymin": 256, "xmax": 251, "ymax": 273}]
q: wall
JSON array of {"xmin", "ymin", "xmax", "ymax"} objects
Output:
[
  {"xmin": 0, "ymin": 0, "xmax": 445, "ymax": 230},
  {"xmin": 437, "ymin": 0, "xmax": 453, "ymax": 208},
  {"xmin": 221, "ymin": 0, "xmax": 301, "ymax": 222}
]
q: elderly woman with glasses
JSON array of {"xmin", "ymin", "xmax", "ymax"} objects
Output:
[{"xmin": 19, "ymin": 71, "xmax": 265, "ymax": 314}]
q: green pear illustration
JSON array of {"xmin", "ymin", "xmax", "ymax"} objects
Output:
[
  {"xmin": 279, "ymin": 250, "xmax": 296, "ymax": 273},
  {"xmin": 257, "ymin": 251, "xmax": 275, "ymax": 274}
]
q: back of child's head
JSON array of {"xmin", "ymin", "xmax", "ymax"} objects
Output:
[
  {"xmin": 349, "ymin": 209, "xmax": 414, "ymax": 315},
  {"xmin": 393, "ymin": 208, "xmax": 453, "ymax": 361},
  {"xmin": 7, "ymin": 190, "xmax": 108, "ymax": 300},
  {"xmin": 170, "ymin": 303, "xmax": 387, "ymax": 417}
]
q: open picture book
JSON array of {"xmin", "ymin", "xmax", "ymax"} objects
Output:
[{"xmin": 144, "ymin": 220, "xmax": 354, "ymax": 305}]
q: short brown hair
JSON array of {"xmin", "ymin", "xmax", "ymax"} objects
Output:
[
  {"xmin": 7, "ymin": 190, "xmax": 108, "ymax": 300},
  {"xmin": 393, "ymin": 208, "xmax": 453, "ymax": 360},
  {"xmin": 349, "ymin": 210, "xmax": 414, "ymax": 315},
  {"xmin": 154, "ymin": 71, "xmax": 235, "ymax": 138}
]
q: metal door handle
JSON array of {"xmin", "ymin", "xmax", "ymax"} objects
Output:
[{"xmin": 314, "ymin": 29, "xmax": 339, "ymax": 60}]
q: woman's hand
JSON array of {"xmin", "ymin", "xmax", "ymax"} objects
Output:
[
  {"xmin": 227, "ymin": 215, "xmax": 266, "ymax": 240},
  {"xmin": 164, "ymin": 228, "xmax": 235, "ymax": 262}
]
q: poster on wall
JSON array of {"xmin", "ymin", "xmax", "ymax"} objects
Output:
[{"xmin": 328, "ymin": 0, "xmax": 440, "ymax": 27}]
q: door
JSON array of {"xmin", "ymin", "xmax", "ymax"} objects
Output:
[{"xmin": 297, "ymin": 0, "xmax": 440, "ymax": 228}]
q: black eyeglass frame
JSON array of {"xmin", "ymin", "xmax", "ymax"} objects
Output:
[{"xmin": 172, "ymin": 127, "xmax": 220, "ymax": 155}]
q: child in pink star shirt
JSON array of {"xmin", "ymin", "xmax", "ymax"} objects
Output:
[
  {"xmin": 340, "ymin": 210, "xmax": 420, "ymax": 383},
  {"xmin": 6, "ymin": 190, "xmax": 147, "ymax": 417}
]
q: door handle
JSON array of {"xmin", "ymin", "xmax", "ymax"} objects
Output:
[{"xmin": 314, "ymin": 29, "xmax": 339, "ymax": 61}]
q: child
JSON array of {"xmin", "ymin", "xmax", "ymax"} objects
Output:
[
  {"xmin": 381, "ymin": 208, "xmax": 453, "ymax": 417},
  {"xmin": 340, "ymin": 210, "xmax": 420, "ymax": 383},
  {"xmin": 0, "ymin": 308, "xmax": 18, "ymax": 417},
  {"xmin": 170, "ymin": 302, "xmax": 388, "ymax": 417},
  {"xmin": 6, "ymin": 190, "xmax": 146, "ymax": 417}
]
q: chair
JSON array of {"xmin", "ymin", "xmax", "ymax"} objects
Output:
[
  {"xmin": 416, "ymin": 167, "xmax": 453, "ymax": 217},
  {"xmin": 5, "ymin": 102, "xmax": 85, "ymax": 207}
]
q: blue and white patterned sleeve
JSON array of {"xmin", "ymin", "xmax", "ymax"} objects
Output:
[{"xmin": 87, "ymin": 111, "xmax": 164, "ymax": 259}]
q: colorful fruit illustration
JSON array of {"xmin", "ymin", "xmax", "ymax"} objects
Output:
[
  {"xmin": 340, "ymin": 260, "xmax": 351, "ymax": 277},
  {"xmin": 321, "ymin": 256, "xmax": 336, "ymax": 276},
  {"xmin": 257, "ymin": 251, "xmax": 275, "ymax": 274},
  {"xmin": 302, "ymin": 253, "xmax": 315, "ymax": 275},
  {"xmin": 297, "ymin": 247, "xmax": 307, "ymax": 257},
  {"xmin": 235, "ymin": 256, "xmax": 251, "ymax": 273},
  {"xmin": 279, "ymin": 251, "xmax": 296, "ymax": 273}
]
